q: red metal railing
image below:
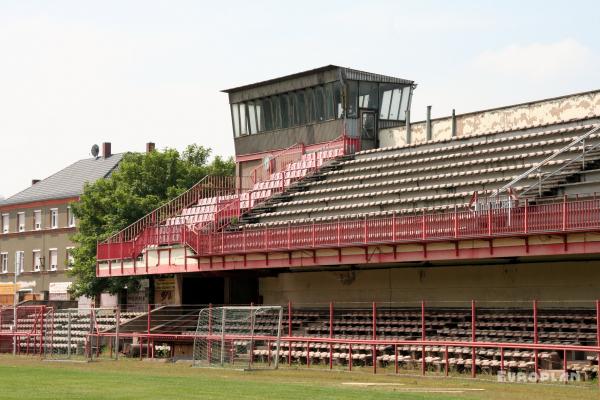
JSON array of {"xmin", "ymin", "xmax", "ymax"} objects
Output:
[
  {"xmin": 248, "ymin": 143, "xmax": 306, "ymax": 185},
  {"xmin": 98, "ymin": 176, "xmax": 237, "ymax": 257},
  {"xmin": 0, "ymin": 305, "xmax": 48, "ymax": 356},
  {"xmin": 81, "ymin": 300, "xmax": 600, "ymax": 386},
  {"xmin": 97, "ymin": 136, "xmax": 361, "ymax": 261},
  {"xmin": 185, "ymin": 196, "xmax": 600, "ymax": 257},
  {"xmin": 97, "ymin": 196, "xmax": 600, "ymax": 260}
]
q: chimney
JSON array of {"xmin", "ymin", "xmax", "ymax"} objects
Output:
[
  {"xmin": 451, "ymin": 109, "xmax": 457, "ymax": 137},
  {"xmin": 425, "ymin": 105, "xmax": 432, "ymax": 141},
  {"xmin": 146, "ymin": 142, "xmax": 156, "ymax": 153},
  {"xmin": 102, "ymin": 142, "xmax": 112, "ymax": 158},
  {"xmin": 31, "ymin": 179, "xmax": 40, "ymax": 186}
]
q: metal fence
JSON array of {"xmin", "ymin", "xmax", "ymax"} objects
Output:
[{"xmin": 2, "ymin": 301, "xmax": 600, "ymax": 385}]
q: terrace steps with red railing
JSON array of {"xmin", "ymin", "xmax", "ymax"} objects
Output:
[
  {"xmin": 96, "ymin": 137, "xmax": 358, "ymax": 261},
  {"xmin": 167, "ymin": 147, "xmax": 348, "ymax": 229},
  {"xmin": 251, "ymin": 306, "xmax": 600, "ymax": 376},
  {"xmin": 242, "ymin": 121, "xmax": 600, "ymax": 227}
]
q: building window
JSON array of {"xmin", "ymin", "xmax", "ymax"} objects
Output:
[
  {"xmin": 15, "ymin": 251, "xmax": 24, "ymax": 274},
  {"xmin": 33, "ymin": 250, "xmax": 41, "ymax": 272},
  {"xmin": 346, "ymin": 81, "xmax": 358, "ymax": 118},
  {"xmin": 67, "ymin": 207, "xmax": 76, "ymax": 227},
  {"xmin": 66, "ymin": 247, "xmax": 75, "ymax": 269},
  {"xmin": 0, "ymin": 253, "xmax": 7, "ymax": 273},
  {"xmin": 358, "ymin": 81, "xmax": 379, "ymax": 110},
  {"xmin": 17, "ymin": 212, "xmax": 25, "ymax": 232},
  {"xmin": 239, "ymin": 103, "xmax": 248, "ymax": 136},
  {"xmin": 50, "ymin": 208, "xmax": 58, "ymax": 229},
  {"xmin": 231, "ymin": 104, "xmax": 240, "ymax": 137},
  {"xmin": 49, "ymin": 249, "xmax": 58, "ymax": 271},
  {"xmin": 248, "ymin": 101, "xmax": 258, "ymax": 134},
  {"xmin": 34, "ymin": 210, "xmax": 42, "ymax": 230},
  {"xmin": 379, "ymin": 83, "xmax": 406, "ymax": 121},
  {"xmin": 1, "ymin": 214, "xmax": 8, "ymax": 234}
]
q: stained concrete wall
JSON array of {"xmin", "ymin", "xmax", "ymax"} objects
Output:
[
  {"xmin": 380, "ymin": 90, "xmax": 600, "ymax": 148},
  {"xmin": 259, "ymin": 261, "xmax": 600, "ymax": 307}
]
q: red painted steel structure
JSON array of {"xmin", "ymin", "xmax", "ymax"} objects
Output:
[
  {"xmin": 98, "ymin": 196, "xmax": 600, "ymax": 276},
  {"xmin": 0, "ymin": 305, "xmax": 48, "ymax": 356}
]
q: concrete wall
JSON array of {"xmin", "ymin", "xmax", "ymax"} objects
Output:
[
  {"xmin": 259, "ymin": 261, "xmax": 600, "ymax": 307},
  {"xmin": 380, "ymin": 89, "xmax": 600, "ymax": 148}
]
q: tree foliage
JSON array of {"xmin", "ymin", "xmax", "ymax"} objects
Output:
[{"xmin": 68, "ymin": 145, "xmax": 235, "ymax": 298}]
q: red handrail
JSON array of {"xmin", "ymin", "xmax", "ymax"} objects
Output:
[
  {"xmin": 101, "ymin": 175, "xmax": 237, "ymax": 245},
  {"xmin": 183, "ymin": 196, "xmax": 600, "ymax": 257},
  {"xmin": 248, "ymin": 143, "xmax": 305, "ymax": 185},
  {"xmin": 97, "ymin": 196, "xmax": 600, "ymax": 260}
]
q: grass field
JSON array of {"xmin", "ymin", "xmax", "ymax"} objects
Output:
[{"xmin": 0, "ymin": 355, "xmax": 596, "ymax": 400}]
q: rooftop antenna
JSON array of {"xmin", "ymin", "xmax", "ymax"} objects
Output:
[{"xmin": 91, "ymin": 144, "xmax": 100, "ymax": 158}]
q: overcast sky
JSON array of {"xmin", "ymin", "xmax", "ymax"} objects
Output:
[{"xmin": 1, "ymin": 0, "xmax": 600, "ymax": 198}]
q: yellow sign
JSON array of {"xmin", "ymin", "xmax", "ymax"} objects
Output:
[
  {"xmin": 0, "ymin": 283, "xmax": 17, "ymax": 295},
  {"xmin": 154, "ymin": 278, "xmax": 176, "ymax": 305}
]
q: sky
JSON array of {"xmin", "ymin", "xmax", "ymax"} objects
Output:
[{"xmin": 1, "ymin": 0, "xmax": 600, "ymax": 198}]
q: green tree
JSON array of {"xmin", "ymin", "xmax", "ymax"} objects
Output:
[{"xmin": 68, "ymin": 145, "xmax": 235, "ymax": 299}]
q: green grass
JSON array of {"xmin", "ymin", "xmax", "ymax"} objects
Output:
[{"xmin": 0, "ymin": 355, "xmax": 597, "ymax": 400}]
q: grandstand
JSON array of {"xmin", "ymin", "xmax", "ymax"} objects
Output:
[{"xmin": 91, "ymin": 66, "xmax": 600, "ymax": 379}]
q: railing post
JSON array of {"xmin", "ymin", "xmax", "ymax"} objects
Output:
[
  {"xmin": 329, "ymin": 301, "xmax": 333, "ymax": 370},
  {"xmin": 597, "ymin": 299, "xmax": 600, "ymax": 389},
  {"xmin": 524, "ymin": 199, "xmax": 529, "ymax": 234},
  {"xmin": 337, "ymin": 217, "xmax": 341, "ymax": 247},
  {"xmin": 115, "ymin": 307, "xmax": 120, "ymax": 361},
  {"xmin": 221, "ymin": 229, "xmax": 225, "ymax": 254},
  {"xmin": 183, "ymin": 227, "xmax": 188, "ymax": 271},
  {"xmin": 349, "ymin": 343, "xmax": 353, "ymax": 371},
  {"xmin": 563, "ymin": 349, "xmax": 568, "ymax": 385},
  {"xmin": 312, "ymin": 221, "xmax": 316, "ymax": 247},
  {"xmin": 533, "ymin": 299, "xmax": 539, "ymax": 382},
  {"xmin": 243, "ymin": 226, "xmax": 247, "ymax": 253},
  {"xmin": 500, "ymin": 347, "xmax": 504, "ymax": 376},
  {"xmin": 562, "ymin": 195, "xmax": 567, "ymax": 231},
  {"xmin": 471, "ymin": 299, "xmax": 476, "ymax": 378},
  {"xmin": 394, "ymin": 344, "xmax": 399, "ymax": 374},
  {"xmin": 287, "ymin": 222, "xmax": 291, "ymax": 249},
  {"xmin": 372, "ymin": 301, "xmax": 377, "ymax": 374},
  {"xmin": 445, "ymin": 345, "xmax": 449, "ymax": 377},
  {"xmin": 487, "ymin": 206, "xmax": 492, "ymax": 236},
  {"xmin": 454, "ymin": 205, "xmax": 458, "ymax": 238},
  {"xmin": 364, "ymin": 215, "xmax": 368, "ymax": 244},
  {"xmin": 421, "ymin": 210, "xmax": 426, "ymax": 240},
  {"xmin": 421, "ymin": 300, "xmax": 426, "ymax": 376},
  {"xmin": 147, "ymin": 304, "xmax": 151, "ymax": 337},
  {"xmin": 392, "ymin": 211, "xmax": 396, "ymax": 242},
  {"xmin": 264, "ymin": 226, "xmax": 268, "ymax": 250}
]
